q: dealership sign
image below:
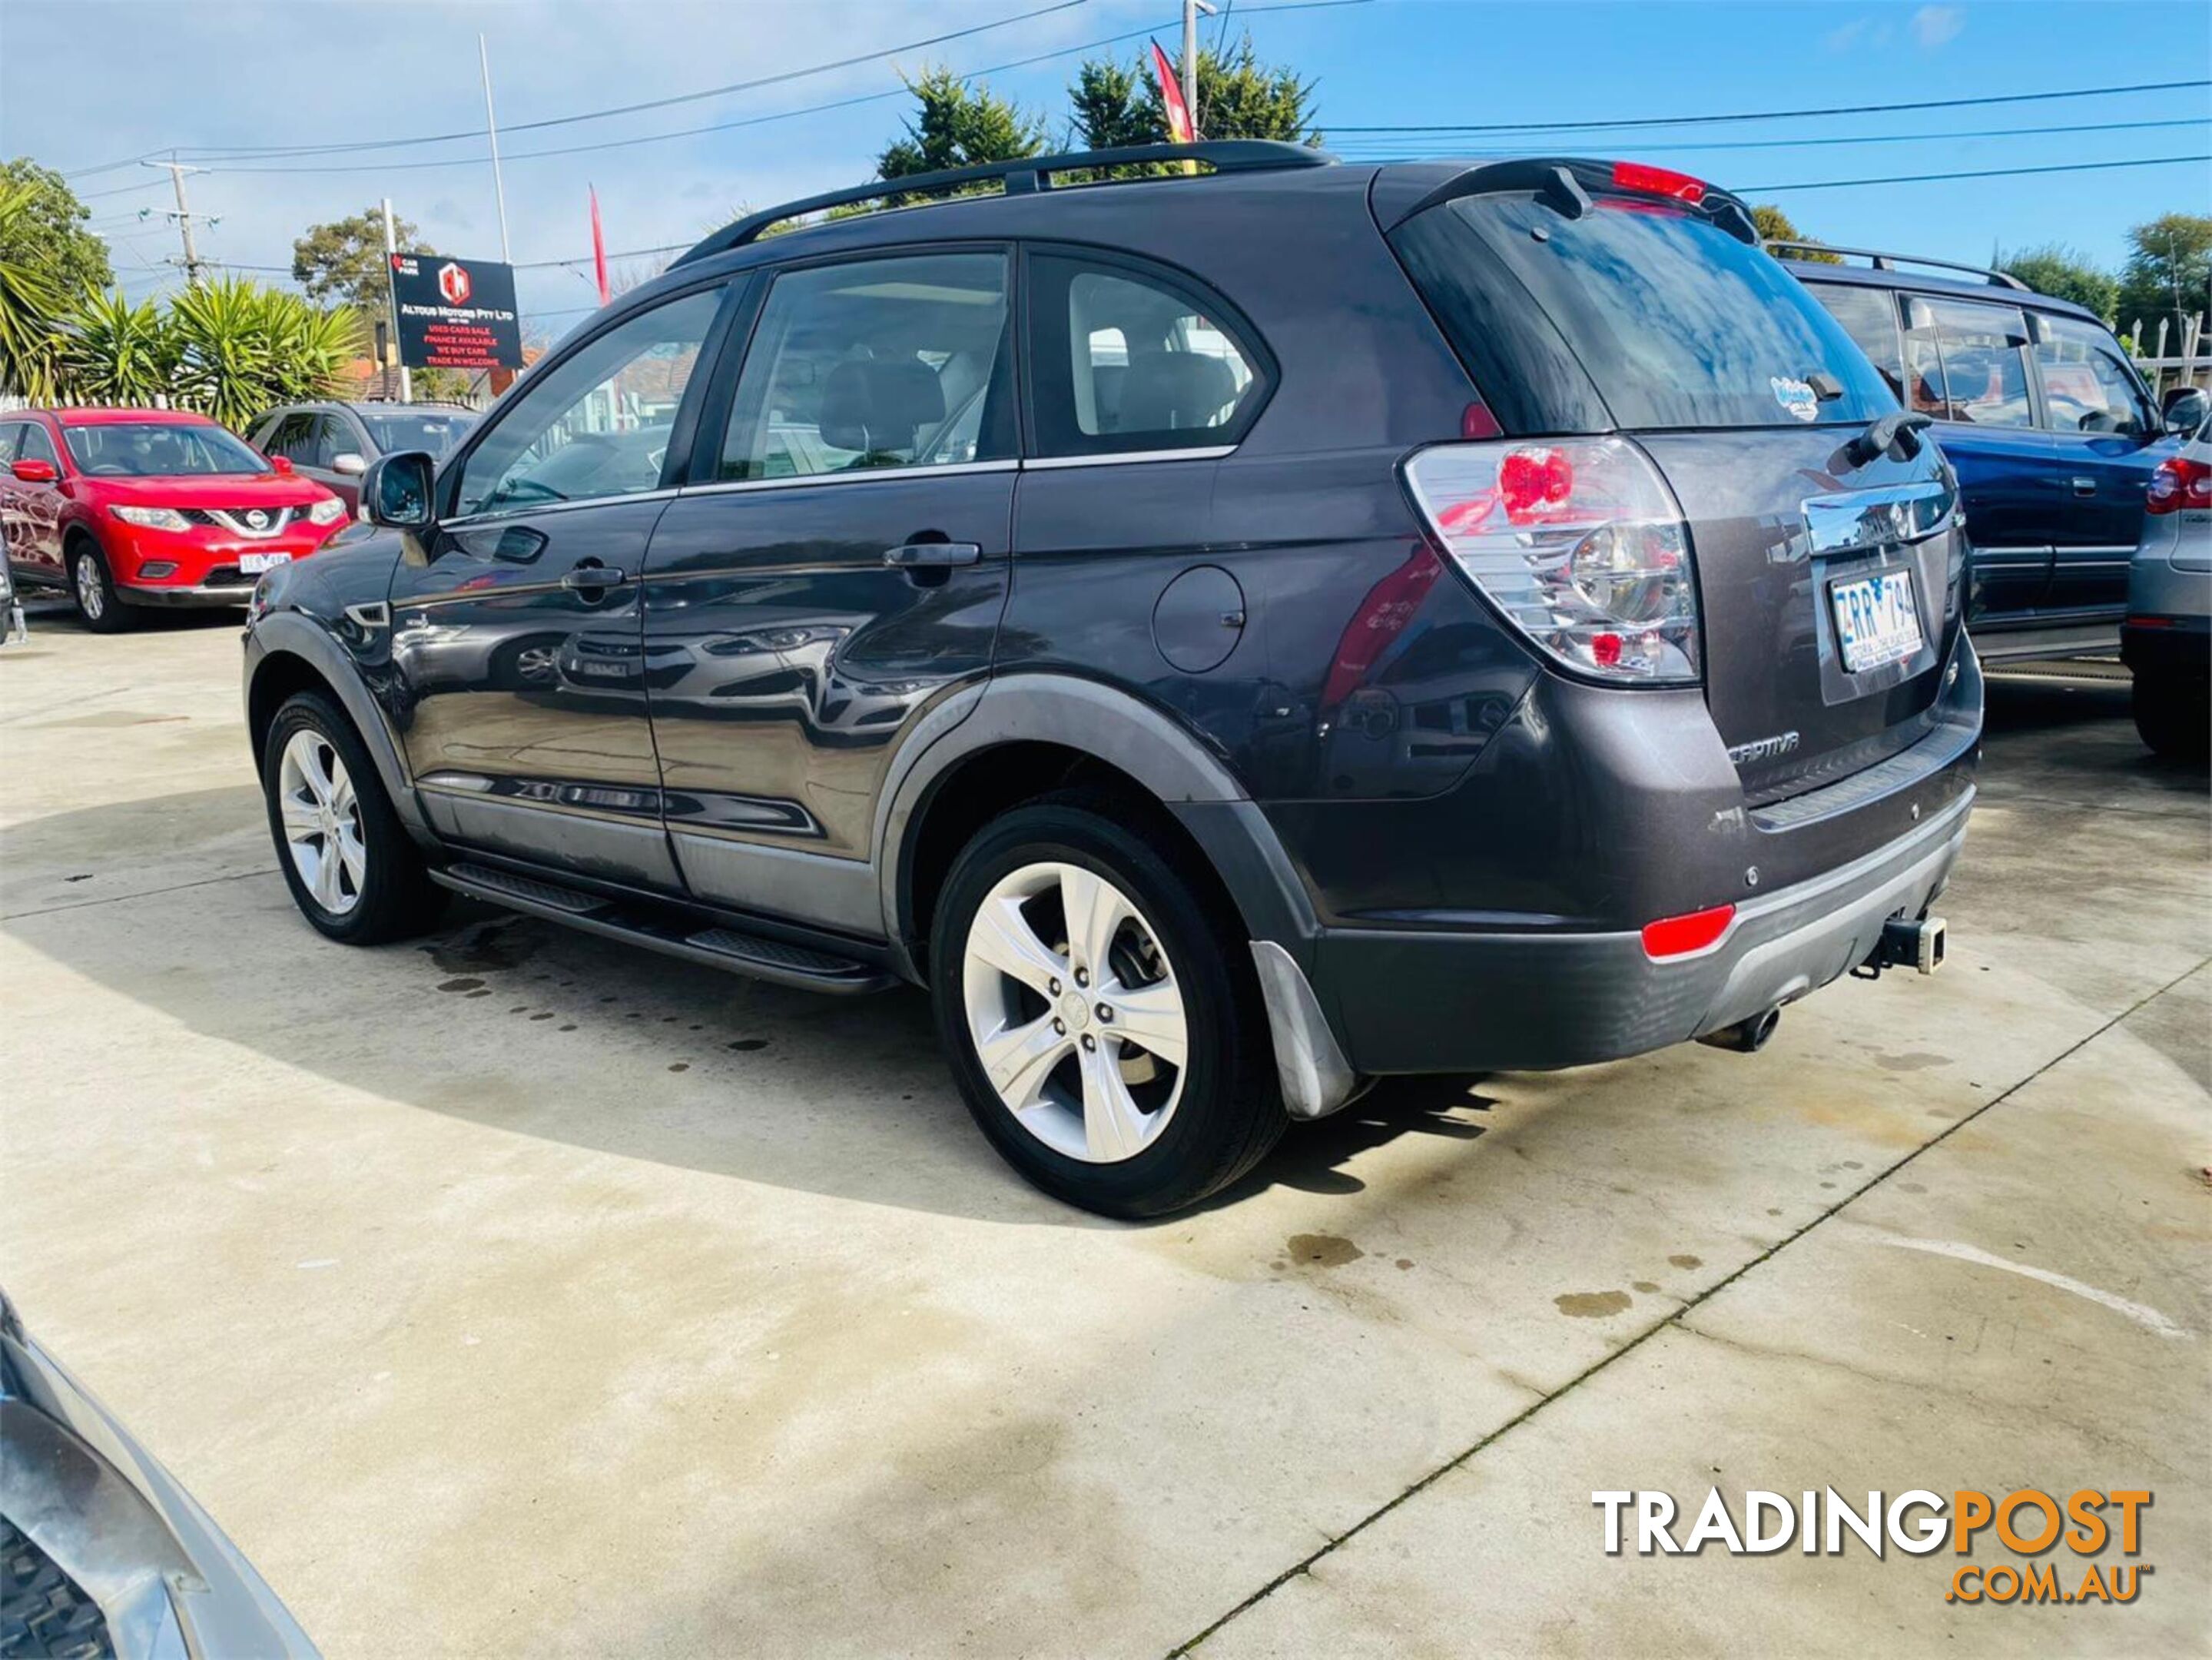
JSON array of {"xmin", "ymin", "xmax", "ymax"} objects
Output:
[{"xmin": 387, "ymin": 253, "xmax": 522, "ymax": 370}]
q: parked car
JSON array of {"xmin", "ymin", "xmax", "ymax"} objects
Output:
[
  {"xmin": 0, "ymin": 409, "xmax": 350, "ymax": 632},
  {"xmin": 242, "ymin": 144, "xmax": 1978, "ymax": 1217},
  {"xmin": 246, "ymin": 401, "xmax": 476, "ymax": 513},
  {"xmin": 1771, "ymin": 241, "xmax": 2201, "ymax": 663},
  {"xmin": 2124, "ymin": 405, "xmax": 2211, "ymax": 759},
  {"xmin": 0, "ymin": 1286, "xmax": 319, "ymax": 1658}
]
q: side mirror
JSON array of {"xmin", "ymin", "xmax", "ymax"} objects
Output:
[
  {"xmin": 360, "ymin": 450, "xmax": 436, "ymax": 531},
  {"xmin": 270, "ymin": 454, "xmax": 294, "ymax": 474},
  {"xmin": 10, "ymin": 459, "xmax": 58, "ymax": 484},
  {"xmin": 2161, "ymin": 386, "xmax": 2207, "ymax": 434},
  {"xmin": 332, "ymin": 452, "xmax": 367, "ymax": 476}
]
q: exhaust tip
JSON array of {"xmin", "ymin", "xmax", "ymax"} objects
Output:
[{"xmin": 1697, "ymin": 1004, "xmax": 1783, "ymax": 1054}]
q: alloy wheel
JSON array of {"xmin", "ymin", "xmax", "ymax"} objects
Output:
[
  {"xmin": 74, "ymin": 556, "xmax": 104, "ymax": 621},
  {"xmin": 277, "ymin": 729, "xmax": 366, "ymax": 916},
  {"xmin": 960, "ymin": 861, "xmax": 1189, "ymax": 1163}
]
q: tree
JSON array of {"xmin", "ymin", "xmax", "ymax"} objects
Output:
[
  {"xmin": 1070, "ymin": 33, "xmax": 1320, "ymax": 150},
  {"xmin": 2115, "ymin": 212, "xmax": 2212, "ymax": 352},
  {"xmin": 155, "ymin": 277, "xmax": 360, "ymax": 428},
  {"xmin": 0, "ymin": 158, "xmax": 113, "ymax": 302},
  {"xmin": 292, "ymin": 206, "xmax": 433, "ymax": 313},
  {"xmin": 1993, "ymin": 244, "xmax": 2117, "ymax": 322},
  {"xmin": 877, "ymin": 67, "xmax": 1046, "ymax": 184},
  {"xmin": 0, "ymin": 178, "xmax": 65, "ymax": 400},
  {"xmin": 61, "ymin": 289, "xmax": 173, "ymax": 405},
  {"xmin": 1751, "ymin": 204, "xmax": 1839, "ymax": 264}
]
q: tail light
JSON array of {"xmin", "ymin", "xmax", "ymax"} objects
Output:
[
  {"xmin": 1610, "ymin": 161, "xmax": 1709, "ymax": 205},
  {"xmin": 1401, "ymin": 437, "xmax": 1701, "ymax": 684},
  {"xmin": 2146, "ymin": 455, "xmax": 2210, "ymax": 516},
  {"xmin": 1641, "ymin": 903, "xmax": 1735, "ymax": 961}
]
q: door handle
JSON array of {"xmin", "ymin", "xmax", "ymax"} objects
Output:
[
  {"xmin": 2069, "ymin": 477, "xmax": 2096, "ymax": 496},
  {"xmin": 884, "ymin": 542, "xmax": 982, "ymax": 569},
  {"xmin": 561, "ymin": 560, "xmax": 628, "ymax": 590}
]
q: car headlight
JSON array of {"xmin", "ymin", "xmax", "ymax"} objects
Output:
[
  {"xmin": 110, "ymin": 505, "xmax": 193, "ymax": 532},
  {"xmin": 307, "ymin": 497, "xmax": 345, "ymax": 526}
]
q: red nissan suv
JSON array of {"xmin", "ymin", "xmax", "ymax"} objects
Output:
[{"xmin": 0, "ymin": 407, "xmax": 350, "ymax": 632}]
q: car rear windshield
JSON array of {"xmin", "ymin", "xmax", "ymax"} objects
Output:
[
  {"xmin": 363, "ymin": 410, "xmax": 473, "ymax": 455},
  {"xmin": 1392, "ymin": 193, "xmax": 1897, "ymax": 432},
  {"xmin": 62, "ymin": 420, "xmax": 269, "ymax": 476}
]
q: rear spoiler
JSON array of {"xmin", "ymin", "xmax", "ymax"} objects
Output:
[{"xmin": 1380, "ymin": 158, "xmax": 1759, "ymax": 246}]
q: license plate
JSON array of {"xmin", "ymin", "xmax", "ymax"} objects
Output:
[
  {"xmin": 1830, "ymin": 568, "xmax": 1923, "ymax": 673},
  {"xmin": 237, "ymin": 552, "xmax": 292, "ymax": 576}
]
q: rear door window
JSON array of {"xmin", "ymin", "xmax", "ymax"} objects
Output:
[
  {"xmin": 1806, "ymin": 282, "xmax": 1905, "ymax": 404},
  {"xmin": 2031, "ymin": 314, "xmax": 2151, "ymax": 436},
  {"xmin": 1907, "ymin": 297, "xmax": 2034, "ymax": 427},
  {"xmin": 1393, "ymin": 192, "xmax": 1895, "ymax": 430},
  {"xmin": 1026, "ymin": 252, "xmax": 1268, "ymax": 456}
]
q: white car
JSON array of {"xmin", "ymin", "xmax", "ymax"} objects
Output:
[{"xmin": 2123, "ymin": 404, "xmax": 2211, "ymax": 759}]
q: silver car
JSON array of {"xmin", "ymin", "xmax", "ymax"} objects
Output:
[
  {"xmin": 246, "ymin": 403, "xmax": 476, "ymax": 515},
  {"xmin": 2123, "ymin": 405, "xmax": 2210, "ymax": 759}
]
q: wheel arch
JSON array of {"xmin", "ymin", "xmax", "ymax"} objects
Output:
[{"xmin": 244, "ymin": 616, "xmax": 436, "ymax": 847}]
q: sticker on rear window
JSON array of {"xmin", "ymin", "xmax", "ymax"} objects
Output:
[{"xmin": 1770, "ymin": 376, "xmax": 1819, "ymax": 422}]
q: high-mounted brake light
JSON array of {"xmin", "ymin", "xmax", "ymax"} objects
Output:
[
  {"xmin": 1641, "ymin": 904, "xmax": 1735, "ymax": 961},
  {"xmin": 1610, "ymin": 161, "xmax": 1708, "ymax": 204},
  {"xmin": 1401, "ymin": 437, "xmax": 1702, "ymax": 684},
  {"xmin": 2146, "ymin": 455, "xmax": 2210, "ymax": 516}
]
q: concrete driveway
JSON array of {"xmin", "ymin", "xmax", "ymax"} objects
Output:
[{"xmin": 2, "ymin": 607, "xmax": 2205, "ymax": 1658}]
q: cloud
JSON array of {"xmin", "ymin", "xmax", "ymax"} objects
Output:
[
  {"xmin": 1821, "ymin": 18, "xmax": 1868, "ymax": 51},
  {"xmin": 1911, "ymin": 5, "xmax": 1965, "ymax": 48}
]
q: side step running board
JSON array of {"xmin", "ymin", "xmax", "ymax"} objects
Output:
[{"xmin": 431, "ymin": 862, "xmax": 895, "ymax": 995}]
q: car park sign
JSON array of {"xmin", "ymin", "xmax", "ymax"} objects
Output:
[{"xmin": 388, "ymin": 253, "xmax": 522, "ymax": 370}]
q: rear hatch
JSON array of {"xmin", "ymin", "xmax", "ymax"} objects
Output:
[{"xmin": 1382, "ymin": 161, "xmax": 1963, "ymax": 802}]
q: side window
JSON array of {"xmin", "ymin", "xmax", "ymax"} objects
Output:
[
  {"xmin": 17, "ymin": 422, "xmax": 59, "ymax": 468},
  {"xmin": 267, "ymin": 412, "xmax": 314, "ymax": 461},
  {"xmin": 1809, "ymin": 284, "xmax": 1904, "ymax": 404},
  {"xmin": 456, "ymin": 287, "xmax": 721, "ymax": 517},
  {"xmin": 321, "ymin": 413, "xmax": 366, "ymax": 465},
  {"xmin": 0, "ymin": 423, "xmax": 20, "ymax": 465},
  {"xmin": 1029, "ymin": 253, "xmax": 1265, "ymax": 456},
  {"xmin": 2033, "ymin": 314, "xmax": 2151, "ymax": 436},
  {"xmin": 1909, "ymin": 297, "xmax": 2033, "ymax": 427},
  {"xmin": 716, "ymin": 251, "xmax": 1013, "ymax": 481}
]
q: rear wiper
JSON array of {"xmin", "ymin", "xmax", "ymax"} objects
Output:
[{"xmin": 1845, "ymin": 410, "xmax": 1934, "ymax": 467}]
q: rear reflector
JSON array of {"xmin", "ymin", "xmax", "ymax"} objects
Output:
[
  {"xmin": 1611, "ymin": 161, "xmax": 1709, "ymax": 204},
  {"xmin": 1641, "ymin": 903, "xmax": 1735, "ymax": 960}
]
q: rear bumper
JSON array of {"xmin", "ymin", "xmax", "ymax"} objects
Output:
[{"xmin": 1318, "ymin": 787, "xmax": 1970, "ymax": 1074}]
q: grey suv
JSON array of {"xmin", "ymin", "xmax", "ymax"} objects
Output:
[
  {"xmin": 240, "ymin": 144, "xmax": 1980, "ymax": 1217},
  {"xmin": 247, "ymin": 401, "xmax": 475, "ymax": 513}
]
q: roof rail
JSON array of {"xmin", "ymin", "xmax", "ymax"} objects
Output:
[
  {"xmin": 1762, "ymin": 238, "xmax": 2028, "ymax": 292},
  {"xmin": 673, "ymin": 141, "xmax": 1334, "ymax": 267}
]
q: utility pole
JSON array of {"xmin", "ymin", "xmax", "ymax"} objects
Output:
[
  {"xmin": 383, "ymin": 198, "xmax": 412, "ymax": 405},
  {"xmin": 480, "ymin": 33, "xmax": 512, "ymax": 264},
  {"xmin": 141, "ymin": 158, "xmax": 211, "ymax": 284},
  {"xmin": 1182, "ymin": 0, "xmax": 1215, "ymax": 142}
]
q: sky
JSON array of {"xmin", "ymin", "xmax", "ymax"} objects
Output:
[{"xmin": 4, "ymin": 0, "xmax": 2207, "ymax": 340}]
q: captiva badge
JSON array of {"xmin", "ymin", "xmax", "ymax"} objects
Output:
[{"xmin": 1770, "ymin": 376, "xmax": 1819, "ymax": 422}]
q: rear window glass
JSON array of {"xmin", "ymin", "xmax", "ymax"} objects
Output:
[{"xmin": 1395, "ymin": 194, "xmax": 1896, "ymax": 431}]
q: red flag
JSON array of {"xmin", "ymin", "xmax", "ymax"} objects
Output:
[
  {"xmin": 1151, "ymin": 39, "xmax": 1196, "ymax": 145},
  {"xmin": 589, "ymin": 185, "xmax": 611, "ymax": 307}
]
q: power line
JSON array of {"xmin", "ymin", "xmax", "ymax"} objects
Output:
[
  {"xmin": 1325, "ymin": 77, "xmax": 2212, "ymax": 134},
  {"xmin": 1322, "ymin": 115, "xmax": 2210, "ymax": 159},
  {"xmin": 1737, "ymin": 153, "xmax": 2212, "ymax": 192}
]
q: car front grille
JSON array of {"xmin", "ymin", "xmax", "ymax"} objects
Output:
[
  {"xmin": 181, "ymin": 506, "xmax": 297, "ymax": 539},
  {"xmin": 0, "ymin": 1516, "xmax": 113, "ymax": 1660}
]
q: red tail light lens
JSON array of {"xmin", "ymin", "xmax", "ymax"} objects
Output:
[
  {"xmin": 1641, "ymin": 903, "xmax": 1736, "ymax": 960},
  {"xmin": 2146, "ymin": 456, "xmax": 2210, "ymax": 515},
  {"xmin": 1611, "ymin": 161, "xmax": 1709, "ymax": 204},
  {"xmin": 1401, "ymin": 437, "xmax": 1701, "ymax": 684}
]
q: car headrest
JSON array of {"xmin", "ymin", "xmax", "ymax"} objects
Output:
[
  {"xmin": 819, "ymin": 359, "xmax": 946, "ymax": 454},
  {"xmin": 1119, "ymin": 351, "xmax": 1237, "ymax": 433}
]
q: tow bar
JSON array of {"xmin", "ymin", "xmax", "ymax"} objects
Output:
[{"xmin": 1854, "ymin": 914, "xmax": 1947, "ymax": 979}]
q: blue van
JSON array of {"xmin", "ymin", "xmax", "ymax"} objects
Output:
[{"xmin": 1773, "ymin": 241, "xmax": 2204, "ymax": 662}]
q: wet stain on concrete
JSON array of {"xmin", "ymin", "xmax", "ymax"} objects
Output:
[
  {"xmin": 668, "ymin": 1063, "xmax": 689, "ymax": 1073},
  {"xmin": 1668, "ymin": 1254, "xmax": 1703, "ymax": 1270},
  {"xmin": 1877, "ymin": 1051, "xmax": 1952, "ymax": 1072},
  {"xmin": 529, "ymin": 1011, "xmax": 554, "ymax": 1022},
  {"xmin": 436, "ymin": 977, "xmax": 484, "ymax": 994},
  {"xmin": 1900, "ymin": 1182, "xmax": 1928, "ymax": 1194},
  {"xmin": 729, "ymin": 1038, "xmax": 770, "ymax": 1053},
  {"xmin": 1285, "ymin": 1233, "xmax": 1364, "ymax": 1269},
  {"xmin": 1555, "ymin": 1290, "xmax": 1633, "ymax": 1318},
  {"xmin": 426, "ymin": 919, "xmax": 536, "ymax": 974},
  {"xmin": 1395, "ymin": 1258, "xmax": 1414, "ymax": 1270},
  {"xmin": 1632, "ymin": 1280, "xmax": 1661, "ymax": 1293}
]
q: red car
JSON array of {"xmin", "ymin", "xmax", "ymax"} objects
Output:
[{"xmin": 0, "ymin": 407, "xmax": 350, "ymax": 632}]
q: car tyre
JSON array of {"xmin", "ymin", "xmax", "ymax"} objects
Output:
[
  {"xmin": 930, "ymin": 789, "xmax": 1285, "ymax": 1218},
  {"xmin": 68, "ymin": 540, "xmax": 137, "ymax": 633},
  {"xmin": 2132, "ymin": 669, "xmax": 2210, "ymax": 762},
  {"xmin": 262, "ymin": 691, "xmax": 448, "ymax": 944}
]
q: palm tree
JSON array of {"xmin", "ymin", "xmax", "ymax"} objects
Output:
[
  {"xmin": 63, "ymin": 288, "xmax": 173, "ymax": 405},
  {"xmin": 0, "ymin": 179, "xmax": 65, "ymax": 400},
  {"xmin": 166, "ymin": 276, "xmax": 277, "ymax": 428}
]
